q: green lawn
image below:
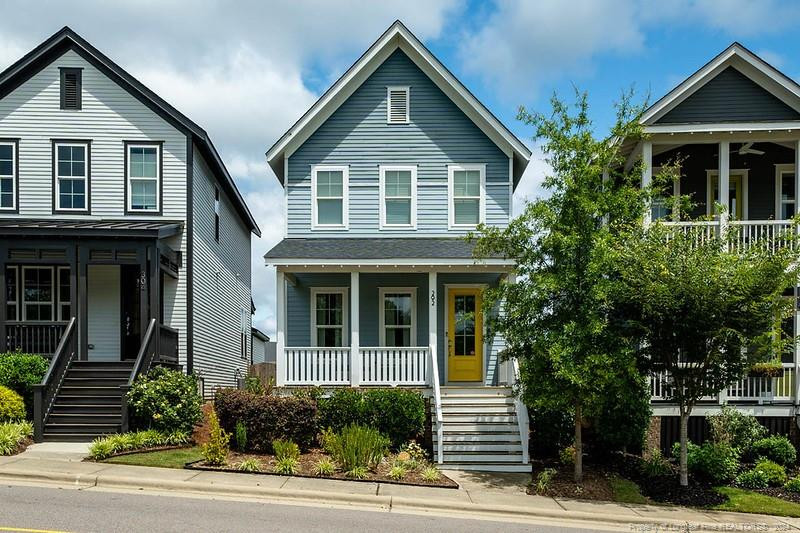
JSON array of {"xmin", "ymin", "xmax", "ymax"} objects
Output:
[
  {"xmin": 609, "ymin": 476, "xmax": 649, "ymax": 504},
  {"xmin": 713, "ymin": 487, "xmax": 800, "ymax": 518},
  {"xmin": 102, "ymin": 447, "xmax": 203, "ymax": 469}
]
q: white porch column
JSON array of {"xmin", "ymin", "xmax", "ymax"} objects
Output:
[
  {"xmin": 718, "ymin": 141, "xmax": 730, "ymax": 233},
  {"xmin": 428, "ymin": 271, "xmax": 437, "ymax": 385},
  {"xmin": 641, "ymin": 141, "xmax": 653, "ymax": 226},
  {"xmin": 275, "ymin": 270, "xmax": 286, "ymax": 386},
  {"xmin": 350, "ymin": 271, "xmax": 360, "ymax": 387},
  {"xmin": 794, "ymin": 140, "xmax": 800, "ymax": 405}
]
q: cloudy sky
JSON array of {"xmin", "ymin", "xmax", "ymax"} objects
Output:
[{"xmin": 3, "ymin": 0, "xmax": 800, "ymax": 336}]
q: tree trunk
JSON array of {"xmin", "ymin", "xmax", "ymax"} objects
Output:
[
  {"xmin": 679, "ymin": 406, "xmax": 690, "ymax": 487},
  {"xmin": 574, "ymin": 402, "xmax": 583, "ymax": 484}
]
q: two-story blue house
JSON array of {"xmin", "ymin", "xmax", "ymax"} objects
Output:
[{"xmin": 264, "ymin": 22, "xmax": 531, "ymax": 472}]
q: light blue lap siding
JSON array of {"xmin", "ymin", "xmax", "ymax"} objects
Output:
[
  {"xmin": 359, "ymin": 273, "xmax": 428, "ymax": 347},
  {"xmin": 287, "ymin": 49, "xmax": 510, "ymax": 237},
  {"xmin": 286, "ymin": 273, "xmax": 351, "ymax": 347}
]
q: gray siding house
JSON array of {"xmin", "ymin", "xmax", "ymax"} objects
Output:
[
  {"xmin": 265, "ymin": 21, "xmax": 531, "ymax": 471},
  {"xmin": 0, "ymin": 27, "xmax": 260, "ymax": 441},
  {"xmin": 625, "ymin": 43, "xmax": 800, "ymax": 449}
]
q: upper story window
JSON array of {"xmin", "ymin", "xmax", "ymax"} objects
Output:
[
  {"xmin": 0, "ymin": 141, "xmax": 17, "ymax": 211},
  {"xmin": 126, "ymin": 143, "xmax": 160, "ymax": 213},
  {"xmin": 53, "ymin": 141, "xmax": 89, "ymax": 213},
  {"xmin": 386, "ymin": 86, "xmax": 409, "ymax": 124},
  {"xmin": 312, "ymin": 165, "xmax": 348, "ymax": 229},
  {"xmin": 379, "ymin": 165, "xmax": 417, "ymax": 228},
  {"xmin": 448, "ymin": 164, "xmax": 485, "ymax": 228},
  {"xmin": 60, "ymin": 68, "xmax": 82, "ymax": 110}
]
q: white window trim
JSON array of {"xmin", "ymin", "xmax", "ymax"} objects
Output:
[
  {"xmin": 21, "ymin": 266, "xmax": 54, "ymax": 322},
  {"xmin": 54, "ymin": 141, "xmax": 88, "ymax": 212},
  {"xmin": 775, "ymin": 163, "xmax": 796, "ymax": 221},
  {"xmin": 386, "ymin": 86, "xmax": 410, "ymax": 124},
  {"xmin": 378, "ymin": 287, "xmax": 417, "ymax": 346},
  {"xmin": 650, "ymin": 166, "xmax": 681, "ymax": 221},
  {"xmin": 705, "ymin": 168, "xmax": 749, "ymax": 219},
  {"xmin": 126, "ymin": 143, "xmax": 160, "ymax": 212},
  {"xmin": 310, "ymin": 287, "xmax": 349, "ymax": 347},
  {"xmin": 6, "ymin": 266, "xmax": 18, "ymax": 322},
  {"xmin": 311, "ymin": 165, "xmax": 349, "ymax": 230},
  {"xmin": 0, "ymin": 141, "xmax": 16, "ymax": 211},
  {"xmin": 448, "ymin": 163, "xmax": 486, "ymax": 229},
  {"xmin": 57, "ymin": 266, "xmax": 70, "ymax": 321},
  {"xmin": 379, "ymin": 164, "xmax": 417, "ymax": 229}
]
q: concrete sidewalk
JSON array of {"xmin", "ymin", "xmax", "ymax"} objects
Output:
[{"xmin": 2, "ymin": 445, "xmax": 800, "ymax": 530}]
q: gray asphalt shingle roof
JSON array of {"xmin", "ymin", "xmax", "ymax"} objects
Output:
[{"xmin": 264, "ymin": 238, "xmax": 488, "ymax": 260}]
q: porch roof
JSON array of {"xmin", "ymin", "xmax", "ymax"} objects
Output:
[
  {"xmin": 264, "ymin": 237, "xmax": 511, "ymax": 266},
  {"xmin": 0, "ymin": 218, "xmax": 183, "ymax": 239}
]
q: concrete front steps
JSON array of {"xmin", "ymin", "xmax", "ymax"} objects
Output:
[{"xmin": 434, "ymin": 387, "xmax": 530, "ymax": 473}]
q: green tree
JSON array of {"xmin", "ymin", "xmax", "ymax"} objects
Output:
[
  {"xmin": 473, "ymin": 91, "xmax": 650, "ymax": 482},
  {"xmin": 613, "ymin": 222, "xmax": 797, "ymax": 486}
]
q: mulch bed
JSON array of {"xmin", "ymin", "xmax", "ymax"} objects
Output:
[
  {"xmin": 757, "ymin": 486, "xmax": 800, "ymax": 504},
  {"xmin": 6, "ymin": 436, "xmax": 32, "ymax": 456},
  {"xmin": 638, "ymin": 475, "xmax": 726, "ymax": 507},
  {"xmin": 185, "ymin": 449, "xmax": 458, "ymax": 489},
  {"xmin": 529, "ymin": 465, "xmax": 614, "ymax": 501}
]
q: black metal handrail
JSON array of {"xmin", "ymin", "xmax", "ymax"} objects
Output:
[
  {"xmin": 32, "ymin": 317, "xmax": 77, "ymax": 441},
  {"xmin": 120, "ymin": 318, "xmax": 157, "ymax": 432}
]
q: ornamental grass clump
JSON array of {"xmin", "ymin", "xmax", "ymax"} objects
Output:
[
  {"xmin": 271, "ymin": 439, "xmax": 300, "ymax": 461},
  {"xmin": 313, "ymin": 458, "xmax": 335, "ymax": 477},
  {"xmin": 87, "ymin": 430, "xmax": 190, "ymax": 460},
  {"xmin": 0, "ymin": 420, "xmax": 33, "ymax": 455},
  {"xmin": 326, "ymin": 424, "xmax": 389, "ymax": 472},
  {"xmin": 237, "ymin": 458, "xmax": 261, "ymax": 472},
  {"xmin": 274, "ymin": 457, "xmax": 299, "ymax": 475},
  {"xmin": 388, "ymin": 465, "xmax": 406, "ymax": 481},
  {"xmin": 421, "ymin": 466, "xmax": 440, "ymax": 482},
  {"xmin": 202, "ymin": 408, "xmax": 229, "ymax": 466}
]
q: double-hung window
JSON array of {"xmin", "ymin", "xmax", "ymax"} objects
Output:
[
  {"xmin": 312, "ymin": 166, "xmax": 348, "ymax": 229},
  {"xmin": 54, "ymin": 141, "xmax": 88, "ymax": 212},
  {"xmin": 380, "ymin": 165, "xmax": 416, "ymax": 228},
  {"xmin": 0, "ymin": 141, "xmax": 17, "ymax": 211},
  {"xmin": 127, "ymin": 143, "xmax": 160, "ymax": 212},
  {"xmin": 22, "ymin": 267, "xmax": 53, "ymax": 321},
  {"xmin": 379, "ymin": 288, "xmax": 416, "ymax": 347},
  {"xmin": 311, "ymin": 288, "xmax": 348, "ymax": 347},
  {"xmin": 776, "ymin": 165, "xmax": 796, "ymax": 220},
  {"xmin": 448, "ymin": 164, "xmax": 485, "ymax": 228}
]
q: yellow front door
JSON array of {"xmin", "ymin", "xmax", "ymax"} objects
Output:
[{"xmin": 447, "ymin": 288, "xmax": 483, "ymax": 382}]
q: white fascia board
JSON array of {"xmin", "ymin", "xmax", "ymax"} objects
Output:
[
  {"xmin": 642, "ymin": 44, "xmax": 800, "ymax": 125},
  {"xmin": 644, "ymin": 121, "xmax": 800, "ymax": 134},
  {"xmin": 264, "ymin": 257, "xmax": 515, "ymax": 267}
]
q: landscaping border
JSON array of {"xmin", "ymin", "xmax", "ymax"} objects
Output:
[
  {"xmin": 87, "ymin": 445, "xmax": 188, "ymax": 461},
  {"xmin": 183, "ymin": 459, "xmax": 459, "ymax": 489}
]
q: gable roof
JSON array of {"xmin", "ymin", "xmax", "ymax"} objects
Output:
[
  {"xmin": 641, "ymin": 42, "xmax": 800, "ymax": 130},
  {"xmin": 0, "ymin": 26, "xmax": 260, "ymax": 236},
  {"xmin": 265, "ymin": 20, "xmax": 531, "ymax": 188}
]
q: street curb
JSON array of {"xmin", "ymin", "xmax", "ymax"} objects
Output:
[{"xmin": 0, "ymin": 469, "xmax": 783, "ymax": 529}]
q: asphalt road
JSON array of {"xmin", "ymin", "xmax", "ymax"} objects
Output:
[{"xmin": 0, "ymin": 483, "xmax": 616, "ymax": 533}]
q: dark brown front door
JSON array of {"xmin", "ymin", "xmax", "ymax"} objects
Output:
[{"xmin": 120, "ymin": 265, "xmax": 141, "ymax": 360}]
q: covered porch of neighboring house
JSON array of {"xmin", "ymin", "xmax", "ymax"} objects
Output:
[
  {"xmin": 265, "ymin": 238, "xmax": 530, "ymax": 471},
  {"xmin": 0, "ymin": 220, "xmax": 183, "ymax": 441}
]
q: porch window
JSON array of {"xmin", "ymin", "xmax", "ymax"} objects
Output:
[
  {"xmin": 778, "ymin": 170, "xmax": 795, "ymax": 220},
  {"xmin": 379, "ymin": 288, "xmax": 416, "ymax": 347},
  {"xmin": 5, "ymin": 267, "xmax": 18, "ymax": 321},
  {"xmin": 55, "ymin": 142, "xmax": 88, "ymax": 212},
  {"xmin": 448, "ymin": 164, "xmax": 485, "ymax": 228},
  {"xmin": 311, "ymin": 288, "xmax": 348, "ymax": 347},
  {"xmin": 127, "ymin": 144, "xmax": 160, "ymax": 212},
  {"xmin": 380, "ymin": 166, "xmax": 416, "ymax": 228},
  {"xmin": 0, "ymin": 141, "xmax": 16, "ymax": 210},
  {"xmin": 22, "ymin": 267, "xmax": 53, "ymax": 321},
  {"xmin": 57, "ymin": 267, "xmax": 70, "ymax": 320},
  {"xmin": 312, "ymin": 166, "xmax": 348, "ymax": 229}
]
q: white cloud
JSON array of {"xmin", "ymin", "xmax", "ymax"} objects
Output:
[{"xmin": 513, "ymin": 143, "xmax": 550, "ymax": 214}]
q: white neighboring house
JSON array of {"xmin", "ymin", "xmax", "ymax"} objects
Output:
[
  {"xmin": 0, "ymin": 27, "xmax": 260, "ymax": 441},
  {"xmin": 251, "ymin": 327, "xmax": 270, "ymax": 364}
]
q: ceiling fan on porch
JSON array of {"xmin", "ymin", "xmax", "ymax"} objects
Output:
[{"xmin": 732, "ymin": 142, "xmax": 765, "ymax": 156}]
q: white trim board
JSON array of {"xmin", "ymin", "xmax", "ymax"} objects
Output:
[
  {"xmin": 379, "ymin": 164, "xmax": 417, "ymax": 230},
  {"xmin": 377, "ymin": 287, "xmax": 417, "ymax": 346},
  {"xmin": 442, "ymin": 283, "xmax": 489, "ymax": 386},
  {"xmin": 705, "ymin": 168, "xmax": 749, "ymax": 219},
  {"xmin": 775, "ymin": 163, "xmax": 797, "ymax": 219},
  {"xmin": 309, "ymin": 286, "xmax": 349, "ymax": 347},
  {"xmin": 265, "ymin": 21, "xmax": 530, "ymax": 185}
]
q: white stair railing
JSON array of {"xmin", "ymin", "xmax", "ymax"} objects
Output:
[
  {"xmin": 429, "ymin": 344, "xmax": 444, "ymax": 464},
  {"xmin": 512, "ymin": 358, "xmax": 530, "ymax": 464}
]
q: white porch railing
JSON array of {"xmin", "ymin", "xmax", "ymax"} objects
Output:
[
  {"xmin": 661, "ymin": 220, "xmax": 796, "ymax": 251},
  {"xmin": 650, "ymin": 364, "xmax": 796, "ymax": 403},
  {"xmin": 284, "ymin": 347, "xmax": 351, "ymax": 385},
  {"xmin": 359, "ymin": 347, "xmax": 428, "ymax": 386}
]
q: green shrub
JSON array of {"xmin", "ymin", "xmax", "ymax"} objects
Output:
[
  {"xmin": 126, "ymin": 367, "xmax": 202, "ymax": 433},
  {"xmin": 0, "ymin": 386, "xmax": 25, "ymax": 422},
  {"xmin": 707, "ymin": 406, "xmax": 767, "ymax": 452},
  {"xmin": 671, "ymin": 440, "xmax": 699, "ymax": 460},
  {"xmin": 736, "ymin": 468, "xmax": 769, "ymax": 489},
  {"xmin": 244, "ymin": 376, "xmax": 266, "ymax": 396},
  {"xmin": 87, "ymin": 430, "xmax": 190, "ymax": 460},
  {"xmin": 388, "ymin": 465, "xmax": 406, "ymax": 480},
  {"xmin": 420, "ymin": 466, "xmax": 440, "ymax": 482},
  {"xmin": 785, "ymin": 477, "xmax": 800, "ymax": 493},
  {"xmin": 535, "ymin": 468, "xmax": 557, "ymax": 494},
  {"xmin": 529, "ymin": 407, "xmax": 573, "ymax": 459},
  {"xmin": 272, "ymin": 439, "xmax": 300, "ymax": 460},
  {"xmin": 751, "ymin": 435, "xmax": 797, "ymax": 466},
  {"xmin": 0, "ymin": 352, "xmax": 47, "ymax": 418},
  {"xmin": 237, "ymin": 458, "xmax": 261, "ymax": 472},
  {"xmin": 313, "ymin": 457, "xmax": 335, "ymax": 476},
  {"xmin": 591, "ymin": 372, "xmax": 651, "ymax": 455},
  {"xmin": 214, "ymin": 389, "xmax": 317, "ymax": 452},
  {"xmin": 400, "ymin": 441, "xmax": 428, "ymax": 463},
  {"xmin": 326, "ymin": 424, "xmax": 389, "ymax": 471},
  {"xmin": 687, "ymin": 442, "xmax": 740, "ymax": 484},
  {"xmin": 753, "ymin": 459, "xmax": 787, "ymax": 486},
  {"xmin": 234, "ymin": 421, "xmax": 247, "ymax": 452},
  {"xmin": 0, "ymin": 420, "xmax": 33, "ymax": 455},
  {"xmin": 317, "ymin": 388, "xmax": 425, "ymax": 448},
  {"xmin": 640, "ymin": 449, "xmax": 673, "ymax": 478},
  {"xmin": 275, "ymin": 456, "xmax": 298, "ymax": 475},
  {"xmin": 559, "ymin": 445, "xmax": 575, "ymax": 466},
  {"xmin": 202, "ymin": 408, "xmax": 229, "ymax": 466}
]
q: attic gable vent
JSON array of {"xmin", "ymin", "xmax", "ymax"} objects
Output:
[
  {"xmin": 387, "ymin": 86, "xmax": 409, "ymax": 124},
  {"xmin": 60, "ymin": 67, "xmax": 82, "ymax": 110}
]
